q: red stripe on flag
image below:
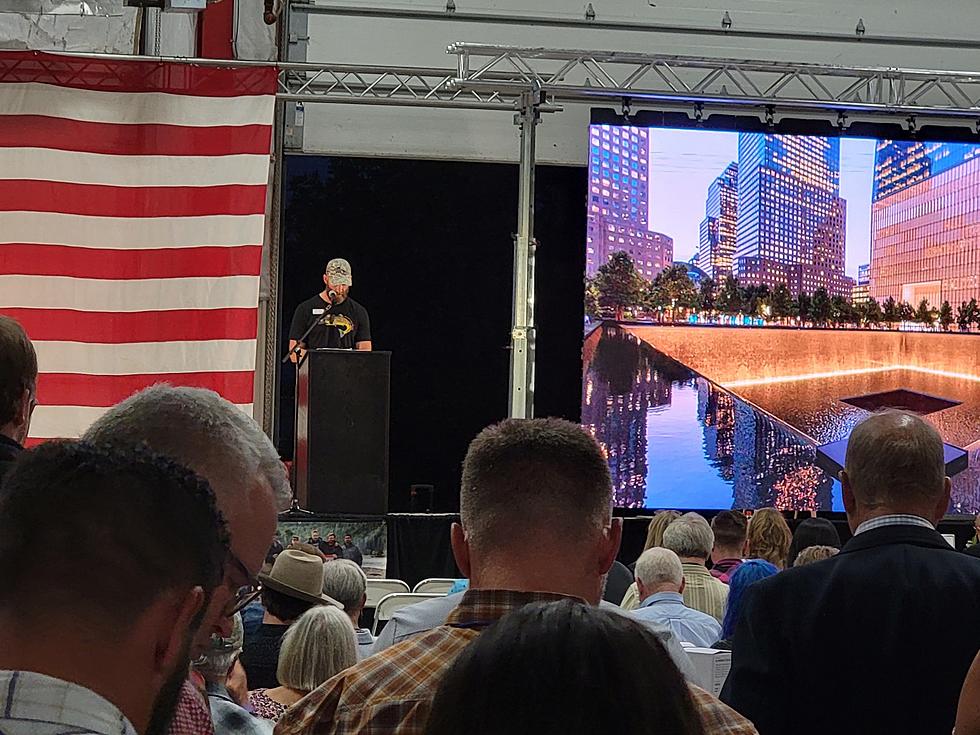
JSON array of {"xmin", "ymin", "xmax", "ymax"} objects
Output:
[
  {"xmin": 36, "ymin": 371, "xmax": 255, "ymax": 407},
  {"xmin": 0, "ymin": 116, "xmax": 272, "ymax": 156},
  {"xmin": 0, "ymin": 51, "xmax": 277, "ymax": 97},
  {"xmin": 0, "ymin": 244, "xmax": 262, "ymax": 279},
  {"xmin": 0, "ymin": 180, "xmax": 266, "ymax": 217},
  {"xmin": 5, "ymin": 308, "xmax": 258, "ymax": 343}
]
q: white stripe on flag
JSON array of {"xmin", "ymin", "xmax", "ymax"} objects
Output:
[
  {"xmin": 0, "ymin": 275, "xmax": 260, "ymax": 311},
  {"xmin": 30, "ymin": 403, "xmax": 255, "ymax": 438},
  {"xmin": 0, "ymin": 82, "xmax": 274, "ymax": 127},
  {"xmin": 0, "ymin": 211, "xmax": 266, "ymax": 248},
  {"xmin": 33, "ymin": 339, "xmax": 258, "ymax": 375},
  {"xmin": 0, "ymin": 148, "xmax": 271, "ymax": 187}
]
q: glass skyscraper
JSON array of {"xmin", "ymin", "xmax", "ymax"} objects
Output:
[
  {"xmin": 731, "ymin": 133, "xmax": 852, "ymax": 298},
  {"xmin": 586, "ymin": 125, "xmax": 673, "ymax": 280},
  {"xmin": 698, "ymin": 162, "xmax": 739, "ymax": 282}
]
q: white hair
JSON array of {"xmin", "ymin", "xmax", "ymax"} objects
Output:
[
  {"xmin": 82, "ymin": 385, "xmax": 291, "ymax": 511},
  {"xmin": 322, "ymin": 559, "xmax": 367, "ymax": 613},
  {"xmin": 635, "ymin": 547, "xmax": 684, "ymax": 587},
  {"xmin": 662, "ymin": 513, "xmax": 714, "ymax": 560},
  {"xmin": 276, "ymin": 605, "xmax": 358, "ymax": 693},
  {"xmin": 196, "ymin": 613, "xmax": 244, "ymax": 682}
]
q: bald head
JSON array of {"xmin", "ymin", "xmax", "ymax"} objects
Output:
[{"xmin": 843, "ymin": 410, "xmax": 949, "ymax": 523}]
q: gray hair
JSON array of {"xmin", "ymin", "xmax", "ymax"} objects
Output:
[
  {"xmin": 83, "ymin": 385, "xmax": 291, "ymax": 511},
  {"xmin": 662, "ymin": 513, "xmax": 714, "ymax": 560},
  {"xmin": 195, "ymin": 613, "xmax": 244, "ymax": 682},
  {"xmin": 635, "ymin": 547, "xmax": 683, "ymax": 587},
  {"xmin": 276, "ymin": 605, "xmax": 357, "ymax": 692},
  {"xmin": 844, "ymin": 410, "xmax": 946, "ymax": 509},
  {"xmin": 322, "ymin": 559, "xmax": 367, "ymax": 613},
  {"xmin": 460, "ymin": 418, "xmax": 612, "ymax": 551},
  {"xmin": 793, "ymin": 545, "xmax": 839, "ymax": 567}
]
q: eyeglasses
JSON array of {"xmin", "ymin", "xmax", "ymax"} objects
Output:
[{"xmin": 224, "ymin": 550, "xmax": 263, "ymax": 617}]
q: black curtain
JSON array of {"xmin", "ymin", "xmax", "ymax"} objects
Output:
[{"xmin": 278, "ymin": 156, "xmax": 586, "ymax": 513}]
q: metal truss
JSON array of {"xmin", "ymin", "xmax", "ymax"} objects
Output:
[
  {"xmin": 276, "ymin": 60, "xmax": 559, "ymax": 111},
  {"xmin": 449, "ymin": 43, "xmax": 980, "ymax": 121}
]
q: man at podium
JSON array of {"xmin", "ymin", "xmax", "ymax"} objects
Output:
[{"xmin": 288, "ymin": 258, "xmax": 372, "ymax": 361}]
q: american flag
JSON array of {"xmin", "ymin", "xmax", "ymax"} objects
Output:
[{"xmin": 0, "ymin": 51, "xmax": 277, "ymax": 443}]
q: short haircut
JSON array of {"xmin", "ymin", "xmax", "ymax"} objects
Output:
[
  {"xmin": 635, "ymin": 547, "xmax": 684, "ymax": 587},
  {"xmin": 427, "ymin": 599, "xmax": 704, "ymax": 735},
  {"xmin": 0, "ymin": 441, "xmax": 228, "ymax": 635},
  {"xmin": 0, "ymin": 316, "xmax": 37, "ymax": 427},
  {"xmin": 460, "ymin": 418, "xmax": 612, "ymax": 549},
  {"xmin": 793, "ymin": 545, "xmax": 840, "ymax": 567},
  {"xmin": 83, "ymin": 385, "xmax": 291, "ymax": 512},
  {"xmin": 786, "ymin": 518, "xmax": 841, "ymax": 567},
  {"xmin": 321, "ymin": 559, "xmax": 367, "ymax": 613},
  {"xmin": 662, "ymin": 513, "xmax": 714, "ymax": 560},
  {"xmin": 260, "ymin": 587, "xmax": 315, "ymax": 624},
  {"xmin": 642, "ymin": 511, "xmax": 681, "ymax": 553},
  {"xmin": 844, "ymin": 410, "xmax": 946, "ymax": 508},
  {"xmin": 746, "ymin": 509, "xmax": 793, "ymax": 569},
  {"xmin": 711, "ymin": 511, "xmax": 748, "ymax": 550},
  {"xmin": 197, "ymin": 613, "xmax": 244, "ymax": 682},
  {"xmin": 276, "ymin": 605, "xmax": 357, "ymax": 693}
]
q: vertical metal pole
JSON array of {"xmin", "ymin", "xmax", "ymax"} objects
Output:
[{"xmin": 509, "ymin": 89, "xmax": 541, "ymax": 419}]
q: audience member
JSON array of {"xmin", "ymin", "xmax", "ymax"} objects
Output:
[
  {"xmin": 964, "ymin": 513, "xmax": 980, "ymax": 560},
  {"xmin": 427, "ymin": 599, "xmax": 706, "ymax": 735},
  {"xmin": 321, "ymin": 559, "xmax": 375, "ymax": 658},
  {"xmin": 84, "ymin": 386, "xmax": 292, "ymax": 735},
  {"xmin": 342, "ymin": 534, "xmax": 363, "ymax": 566},
  {"xmin": 745, "ymin": 508, "xmax": 792, "ymax": 569},
  {"xmin": 785, "ymin": 517, "xmax": 841, "ymax": 567},
  {"xmin": 249, "ymin": 606, "xmax": 357, "ymax": 722},
  {"xmin": 308, "ymin": 529, "xmax": 324, "ymax": 550},
  {"xmin": 0, "ymin": 316, "xmax": 37, "ymax": 481},
  {"xmin": 710, "ymin": 511, "xmax": 748, "ymax": 583},
  {"xmin": 722, "ymin": 410, "xmax": 980, "ymax": 735},
  {"xmin": 603, "ymin": 559, "xmax": 635, "ymax": 605},
  {"xmin": 242, "ymin": 550, "xmax": 339, "ymax": 689},
  {"xmin": 267, "ymin": 535, "xmax": 285, "ymax": 565},
  {"xmin": 713, "ymin": 560, "xmax": 778, "ymax": 650},
  {"xmin": 276, "ymin": 419, "xmax": 757, "ymax": 735},
  {"xmin": 196, "ymin": 614, "xmax": 271, "ymax": 735},
  {"xmin": 792, "ymin": 545, "xmax": 839, "ymax": 567},
  {"xmin": 0, "ymin": 441, "xmax": 228, "ymax": 735},
  {"xmin": 956, "ymin": 651, "xmax": 980, "ymax": 735},
  {"xmin": 632, "ymin": 548, "xmax": 721, "ymax": 648},
  {"xmin": 621, "ymin": 510, "xmax": 684, "ymax": 610},
  {"xmin": 320, "ymin": 533, "xmax": 345, "ymax": 560},
  {"xmin": 662, "ymin": 513, "xmax": 729, "ymax": 623}
]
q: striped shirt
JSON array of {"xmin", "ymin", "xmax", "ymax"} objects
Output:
[
  {"xmin": 274, "ymin": 588, "xmax": 757, "ymax": 735},
  {"xmin": 681, "ymin": 563, "xmax": 730, "ymax": 624},
  {"xmin": 854, "ymin": 514, "xmax": 934, "ymax": 535},
  {"xmin": 0, "ymin": 670, "xmax": 137, "ymax": 735}
]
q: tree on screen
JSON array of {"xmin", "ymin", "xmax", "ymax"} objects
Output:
[
  {"xmin": 899, "ymin": 301, "xmax": 916, "ymax": 323},
  {"xmin": 830, "ymin": 295, "xmax": 853, "ymax": 327},
  {"xmin": 594, "ymin": 251, "xmax": 646, "ymax": 321},
  {"xmin": 717, "ymin": 275, "xmax": 744, "ymax": 315},
  {"xmin": 770, "ymin": 283, "xmax": 794, "ymax": 322},
  {"xmin": 882, "ymin": 296, "xmax": 899, "ymax": 326},
  {"xmin": 698, "ymin": 278, "xmax": 717, "ymax": 314},
  {"xmin": 939, "ymin": 301, "xmax": 954, "ymax": 332},
  {"xmin": 584, "ymin": 277, "xmax": 601, "ymax": 318},
  {"xmin": 797, "ymin": 292, "xmax": 812, "ymax": 326},
  {"xmin": 865, "ymin": 297, "xmax": 883, "ymax": 327},
  {"xmin": 811, "ymin": 288, "xmax": 832, "ymax": 326},
  {"xmin": 914, "ymin": 299, "xmax": 935, "ymax": 325},
  {"xmin": 957, "ymin": 301, "xmax": 972, "ymax": 331},
  {"xmin": 647, "ymin": 265, "xmax": 698, "ymax": 321}
]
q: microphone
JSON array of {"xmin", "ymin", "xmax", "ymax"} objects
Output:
[{"xmin": 327, "ymin": 289, "xmax": 338, "ymax": 302}]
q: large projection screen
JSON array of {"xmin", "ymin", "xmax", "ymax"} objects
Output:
[{"xmin": 582, "ymin": 123, "xmax": 980, "ymax": 512}]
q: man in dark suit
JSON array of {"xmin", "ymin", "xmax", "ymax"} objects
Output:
[
  {"xmin": 0, "ymin": 316, "xmax": 37, "ymax": 481},
  {"xmin": 722, "ymin": 410, "xmax": 980, "ymax": 735}
]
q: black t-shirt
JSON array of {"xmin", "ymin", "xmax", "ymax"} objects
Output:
[{"xmin": 288, "ymin": 294, "xmax": 371, "ymax": 350}]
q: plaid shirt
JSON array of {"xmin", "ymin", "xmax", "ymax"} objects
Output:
[
  {"xmin": 169, "ymin": 678, "xmax": 216, "ymax": 735},
  {"xmin": 274, "ymin": 588, "xmax": 758, "ymax": 735},
  {"xmin": 0, "ymin": 670, "xmax": 138, "ymax": 735}
]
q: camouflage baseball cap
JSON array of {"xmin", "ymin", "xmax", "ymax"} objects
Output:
[{"xmin": 325, "ymin": 258, "xmax": 353, "ymax": 286}]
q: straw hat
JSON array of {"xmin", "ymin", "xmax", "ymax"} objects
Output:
[{"xmin": 258, "ymin": 549, "xmax": 342, "ymax": 608}]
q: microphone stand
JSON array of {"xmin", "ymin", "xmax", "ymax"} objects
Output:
[{"xmin": 282, "ymin": 300, "xmax": 333, "ymax": 363}]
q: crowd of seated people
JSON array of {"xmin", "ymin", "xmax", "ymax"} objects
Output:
[{"xmin": 5, "ymin": 314, "xmax": 980, "ymax": 735}]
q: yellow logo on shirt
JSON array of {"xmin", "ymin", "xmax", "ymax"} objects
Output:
[{"xmin": 323, "ymin": 314, "xmax": 355, "ymax": 336}]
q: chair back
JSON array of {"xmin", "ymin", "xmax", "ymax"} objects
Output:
[
  {"xmin": 412, "ymin": 578, "xmax": 457, "ymax": 595},
  {"xmin": 372, "ymin": 592, "xmax": 443, "ymax": 635},
  {"xmin": 365, "ymin": 578, "xmax": 410, "ymax": 609}
]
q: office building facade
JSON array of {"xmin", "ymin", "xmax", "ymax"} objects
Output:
[{"xmin": 698, "ymin": 162, "xmax": 739, "ymax": 282}]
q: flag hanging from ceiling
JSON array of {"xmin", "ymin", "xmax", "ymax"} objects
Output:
[{"xmin": 0, "ymin": 51, "xmax": 277, "ymax": 442}]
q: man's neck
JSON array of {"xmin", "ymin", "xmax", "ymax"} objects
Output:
[
  {"xmin": 262, "ymin": 611, "xmax": 288, "ymax": 625},
  {"xmin": 347, "ymin": 611, "xmax": 362, "ymax": 631},
  {"xmin": 678, "ymin": 556, "xmax": 707, "ymax": 566},
  {"xmin": 711, "ymin": 549, "xmax": 742, "ymax": 564},
  {"xmin": 641, "ymin": 584, "xmax": 681, "ymax": 600},
  {"xmin": 469, "ymin": 561, "xmax": 603, "ymax": 606}
]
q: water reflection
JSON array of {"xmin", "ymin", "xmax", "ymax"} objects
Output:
[{"xmin": 583, "ymin": 325, "xmax": 835, "ymax": 511}]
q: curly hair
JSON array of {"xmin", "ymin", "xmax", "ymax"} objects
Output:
[{"xmin": 747, "ymin": 508, "xmax": 793, "ymax": 569}]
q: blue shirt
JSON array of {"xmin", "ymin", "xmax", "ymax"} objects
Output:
[{"xmin": 632, "ymin": 591, "xmax": 722, "ymax": 648}]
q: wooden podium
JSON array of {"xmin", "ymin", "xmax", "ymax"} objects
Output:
[{"xmin": 294, "ymin": 349, "xmax": 390, "ymax": 515}]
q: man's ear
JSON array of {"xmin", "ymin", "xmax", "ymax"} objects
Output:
[
  {"xmin": 450, "ymin": 522, "xmax": 472, "ymax": 579},
  {"xmin": 934, "ymin": 477, "xmax": 952, "ymax": 525},
  {"xmin": 599, "ymin": 517, "xmax": 623, "ymax": 576},
  {"xmin": 840, "ymin": 470, "xmax": 856, "ymax": 516},
  {"xmin": 154, "ymin": 586, "xmax": 206, "ymax": 675}
]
